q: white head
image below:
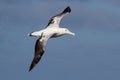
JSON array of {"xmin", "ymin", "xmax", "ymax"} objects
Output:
[{"xmin": 61, "ymin": 28, "xmax": 75, "ymax": 36}]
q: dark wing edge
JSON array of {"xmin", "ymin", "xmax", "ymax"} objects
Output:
[
  {"xmin": 29, "ymin": 38, "xmax": 45, "ymax": 71},
  {"xmin": 46, "ymin": 6, "xmax": 71, "ymax": 27},
  {"xmin": 61, "ymin": 6, "xmax": 71, "ymax": 14}
]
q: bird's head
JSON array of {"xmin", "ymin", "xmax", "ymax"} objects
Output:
[{"xmin": 62, "ymin": 28, "xmax": 75, "ymax": 36}]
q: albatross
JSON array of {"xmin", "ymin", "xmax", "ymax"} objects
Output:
[{"xmin": 28, "ymin": 6, "xmax": 75, "ymax": 71}]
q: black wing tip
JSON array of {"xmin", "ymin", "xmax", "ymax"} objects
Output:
[
  {"xmin": 63, "ymin": 6, "xmax": 71, "ymax": 13},
  {"xmin": 29, "ymin": 63, "xmax": 34, "ymax": 71},
  {"xmin": 29, "ymin": 67, "xmax": 32, "ymax": 72}
]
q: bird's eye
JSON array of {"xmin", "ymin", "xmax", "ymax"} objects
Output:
[{"xmin": 65, "ymin": 29, "xmax": 67, "ymax": 31}]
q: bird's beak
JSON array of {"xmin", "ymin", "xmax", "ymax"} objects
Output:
[{"xmin": 68, "ymin": 31, "xmax": 75, "ymax": 36}]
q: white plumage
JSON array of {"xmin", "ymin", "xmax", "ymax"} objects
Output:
[{"xmin": 28, "ymin": 6, "xmax": 75, "ymax": 71}]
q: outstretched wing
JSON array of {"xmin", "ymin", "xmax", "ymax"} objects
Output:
[
  {"xmin": 46, "ymin": 6, "xmax": 71, "ymax": 28},
  {"xmin": 29, "ymin": 37, "xmax": 47, "ymax": 71}
]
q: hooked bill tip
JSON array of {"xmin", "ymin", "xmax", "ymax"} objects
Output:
[{"xmin": 72, "ymin": 33, "xmax": 75, "ymax": 36}]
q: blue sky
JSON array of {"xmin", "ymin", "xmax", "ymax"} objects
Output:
[{"xmin": 0, "ymin": 0, "xmax": 120, "ymax": 80}]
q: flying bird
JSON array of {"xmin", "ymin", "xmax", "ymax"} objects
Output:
[{"xmin": 28, "ymin": 6, "xmax": 75, "ymax": 71}]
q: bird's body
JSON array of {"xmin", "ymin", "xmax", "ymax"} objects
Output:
[
  {"xmin": 30, "ymin": 27, "xmax": 74, "ymax": 38},
  {"xmin": 28, "ymin": 6, "xmax": 75, "ymax": 71}
]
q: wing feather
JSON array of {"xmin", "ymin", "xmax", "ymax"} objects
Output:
[
  {"xmin": 29, "ymin": 38, "xmax": 46, "ymax": 71},
  {"xmin": 46, "ymin": 6, "xmax": 71, "ymax": 27}
]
